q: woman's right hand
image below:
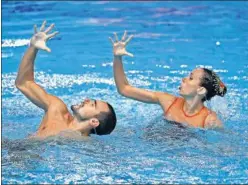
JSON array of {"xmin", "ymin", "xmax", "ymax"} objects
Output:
[{"xmin": 109, "ymin": 31, "xmax": 134, "ymax": 57}]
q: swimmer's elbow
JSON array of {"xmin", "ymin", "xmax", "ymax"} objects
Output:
[
  {"xmin": 15, "ymin": 80, "xmax": 26, "ymax": 90},
  {"xmin": 117, "ymin": 88, "xmax": 127, "ymax": 97},
  {"xmin": 116, "ymin": 87, "xmax": 123, "ymax": 95},
  {"xmin": 117, "ymin": 85, "xmax": 129, "ymax": 97},
  {"xmin": 15, "ymin": 80, "xmax": 23, "ymax": 90}
]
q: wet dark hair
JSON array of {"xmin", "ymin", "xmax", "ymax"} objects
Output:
[
  {"xmin": 200, "ymin": 68, "xmax": 227, "ymax": 102},
  {"xmin": 90, "ymin": 103, "xmax": 117, "ymax": 135}
]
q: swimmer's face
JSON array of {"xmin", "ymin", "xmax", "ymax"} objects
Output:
[
  {"xmin": 71, "ymin": 98, "xmax": 109, "ymax": 120},
  {"xmin": 179, "ymin": 68, "xmax": 204, "ymax": 97}
]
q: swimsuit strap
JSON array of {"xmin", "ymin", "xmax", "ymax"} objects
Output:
[
  {"xmin": 181, "ymin": 99, "xmax": 206, "ymax": 118},
  {"xmin": 165, "ymin": 97, "xmax": 178, "ymax": 116},
  {"xmin": 203, "ymin": 109, "xmax": 212, "ymax": 128}
]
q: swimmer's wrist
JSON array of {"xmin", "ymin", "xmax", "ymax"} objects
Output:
[
  {"xmin": 28, "ymin": 44, "xmax": 39, "ymax": 51},
  {"xmin": 114, "ymin": 55, "xmax": 122, "ymax": 61}
]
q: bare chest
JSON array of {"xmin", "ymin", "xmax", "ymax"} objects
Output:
[{"xmin": 36, "ymin": 108, "xmax": 73, "ymax": 137}]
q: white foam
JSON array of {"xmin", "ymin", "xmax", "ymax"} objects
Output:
[
  {"xmin": 102, "ymin": 62, "xmax": 113, "ymax": 67},
  {"xmin": 213, "ymin": 69, "xmax": 228, "ymax": 73},
  {"xmin": 195, "ymin": 65, "xmax": 213, "ymax": 69},
  {"xmin": 2, "ymin": 71, "xmax": 154, "ymax": 96},
  {"xmin": 156, "ymin": 64, "xmax": 171, "ymax": 69},
  {"xmin": 79, "ymin": 18, "xmax": 123, "ymax": 26},
  {"xmin": 126, "ymin": 70, "xmax": 153, "ymax": 74},
  {"xmin": 82, "ymin": 65, "xmax": 95, "ymax": 68},
  {"xmin": 242, "ymin": 76, "xmax": 248, "ymax": 81},
  {"xmin": 135, "ymin": 33, "xmax": 164, "ymax": 39},
  {"xmin": 127, "ymin": 70, "xmax": 141, "ymax": 74},
  {"xmin": 228, "ymin": 76, "xmax": 240, "ymax": 80},
  {"xmin": 2, "ymin": 52, "xmax": 13, "ymax": 58},
  {"xmin": 150, "ymin": 76, "xmax": 181, "ymax": 83},
  {"xmin": 216, "ymin": 41, "xmax": 221, "ymax": 46},
  {"xmin": 171, "ymin": 38, "xmax": 192, "ymax": 42},
  {"xmin": 180, "ymin": 65, "xmax": 188, "ymax": 68},
  {"xmin": 2, "ymin": 39, "xmax": 30, "ymax": 48},
  {"xmin": 2, "ymin": 72, "xmax": 114, "ymax": 94},
  {"xmin": 169, "ymin": 70, "xmax": 190, "ymax": 75}
]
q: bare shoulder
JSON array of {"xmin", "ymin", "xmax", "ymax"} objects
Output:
[
  {"xmin": 155, "ymin": 92, "xmax": 177, "ymax": 111},
  {"xmin": 204, "ymin": 110, "xmax": 223, "ymax": 129},
  {"xmin": 155, "ymin": 92, "xmax": 175, "ymax": 101},
  {"xmin": 47, "ymin": 95, "xmax": 68, "ymax": 112}
]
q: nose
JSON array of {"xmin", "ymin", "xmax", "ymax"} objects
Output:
[{"xmin": 182, "ymin": 77, "xmax": 186, "ymax": 82}]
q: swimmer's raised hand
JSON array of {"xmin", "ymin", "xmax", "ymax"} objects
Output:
[
  {"xmin": 30, "ymin": 20, "xmax": 59, "ymax": 52},
  {"xmin": 109, "ymin": 31, "xmax": 134, "ymax": 57}
]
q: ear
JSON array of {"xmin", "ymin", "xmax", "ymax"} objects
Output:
[
  {"xmin": 197, "ymin": 87, "xmax": 207, "ymax": 96},
  {"xmin": 89, "ymin": 118, "xmax": 100, "ymax": 128}
]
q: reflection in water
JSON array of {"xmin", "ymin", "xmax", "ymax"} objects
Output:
[
  {"xmin": 143, "ymin": 116, "xmax": 203, "ymax": 143},
  {"xmin": 2, "ymin": 138, "xmax": 45, "ymax": 171},
  {"xmin": 142, "ymin": 116, "xmax": 248, "ymax": 159}
]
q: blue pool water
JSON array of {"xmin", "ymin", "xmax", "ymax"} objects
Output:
[{"xmin": 2, "ymin": 1, "xmax": 248, "ymax": 184}]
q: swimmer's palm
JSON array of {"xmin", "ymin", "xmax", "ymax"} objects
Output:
[
  {"xmin": 30, "ymin": 21, "xmax": 59, "ymax": 52},
  {"xmin": 113, "ymin": 42, "xmax": 129, "ymax": 56},
  {"xmin": 109, "ymin": 31, "xmax": 134, "ymax": 57},
  {"xmin": 31, "ymin": 32, "xmax": 50, "ymax": 52}
]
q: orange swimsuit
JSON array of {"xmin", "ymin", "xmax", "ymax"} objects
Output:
[{"xmin": 164, "ymin": 97, "xmax": 210, "ymax": 128}]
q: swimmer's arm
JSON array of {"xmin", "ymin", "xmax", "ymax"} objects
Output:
[
  {"xmin": 15, "ymin": 21, "xmax": 60, "ymax": 111},
  {"xmin": 204, "ymin": 112, "xmax": 224, "ymax": 129},
  {"xmin": 113, "ymin": 56, "xmax": 175, "ymax": 104},
  {"xmin": 15, "ymin": 46, "xmax": 58, "ymax": 111}
]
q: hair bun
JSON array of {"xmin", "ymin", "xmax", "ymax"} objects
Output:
[
  {"xmin": 217, "ymin": 85, "xmax": 227, "ymax": 97},
  {"xmin": 212, "ymin": 73, "xmax": 227, "ymax": 97},
  {"xmin": 217, "ymin": 81, "xmax": 227, "ymax": 97}
]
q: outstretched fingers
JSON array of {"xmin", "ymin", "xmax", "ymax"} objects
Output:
[
  {"xmin": 121, "ymin": 30, "xmax": 127, "ymax": 41},
  {"xmin": 34, "ymin": 24, "xmax": 38, "ymax": 34},
  {"xmin": 124, "ymin": 51, "xmax": 134, "ymax": 57},
  {"xmin": 44, "ymin": 23, "xmax": 55, "ymax": 34},
  {"xmin": 114, "ymin": 32, "xmax": 119, "ymax": 42},
  {"xmin": 109, "ymin": 37, "xmax": 114, "ymax": 45},
  {"xmin": 46, "ymin": 31, "xmax": 59, "ymax": 40},
  {"xmin": 44, "ymin": 46, "xmax": 51, "ymax": 53},
  {"xmin": 40, "ymin": 20, "xmax": 47, "ymax": 31},
  {"xmin": 125, "ymin": 35, "xmax": 134, "ymax": 45}
]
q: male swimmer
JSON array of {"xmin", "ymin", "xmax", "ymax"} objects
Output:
[
  {"xmin": 109, "ymin": 31, "xmax": 227, "ymax": 128},
  {"xmin": 15, "ymin": 21, "xmax": 116, "ymax": 139}
]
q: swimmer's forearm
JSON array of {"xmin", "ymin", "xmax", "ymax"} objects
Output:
[
  {"xmin": 113, "ymin": 55, "xmax": 161, "ymax": 104},
  {"xmin": 113, "ymin": 55, "xmax": 130, "ymax": 94},
  {"xmin": 15, "ymin": 46, "xmax": 38, "ymax": 86}
]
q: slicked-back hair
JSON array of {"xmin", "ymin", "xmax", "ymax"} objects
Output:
[{"xmin": 90, "ymin": 102, "xmax": 117, "ymax": 135}]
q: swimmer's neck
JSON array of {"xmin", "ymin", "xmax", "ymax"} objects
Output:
[
  {"xmin": 68, "ymin": 116, "xmax": 91, "ymax": 136},
  {"xmin": 183, "ymin": 97, "xmax": 205, "ymax": 115}
]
